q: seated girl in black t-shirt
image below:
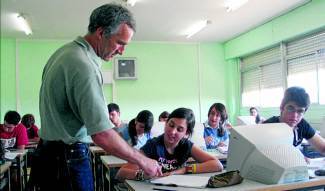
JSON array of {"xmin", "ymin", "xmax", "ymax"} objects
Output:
[{"xmin": 116, "ymin": 107, "xmax": 223, "ymax": 181}]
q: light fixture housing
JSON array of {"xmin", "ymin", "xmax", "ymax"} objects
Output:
[
  {"xmin": 185, "ymin": 20, "xmax": 211, "ymax": 39},
  {"xmin": 122, "ymin": 0, "xmax": 137, "ymax": 7},
  {"xmin": 224, "ymin": 0, "xmax": 248, "ymax": 12},
  {"xmin": 16, "ymin": 14, "xmax": 32, "ymax": 35}
]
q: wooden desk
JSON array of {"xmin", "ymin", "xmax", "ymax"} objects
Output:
[
  {"xmin": 0, "ymin": 161, "xmax": 12, "ymax": 191},
  {"xmin": 5, "ymin": 150, "xmax": 28, "ymax": 191},
  {"xmin": 125, "ymin": 172, "xmax": 325, "ymax": 191},
  {"xmin": 100, "ymin": 155, "xmax": 127, "ymax": 191},
  {"xmin": 89, "ymin": 146, "xmax": 107, "ymax": 191}
]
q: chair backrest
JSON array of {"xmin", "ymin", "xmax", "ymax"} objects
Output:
[
  {"xmin": 189, "ymin": 122, "xmax": 206, "ymax": 149},
  {"xmin": 150, "ymin": 121, "xmax": 165, "ymax": 138}
]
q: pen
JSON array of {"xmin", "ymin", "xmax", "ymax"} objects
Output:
[{"xmin": 152, "ymin": 188, "xmax": 177, "ymax": 191}]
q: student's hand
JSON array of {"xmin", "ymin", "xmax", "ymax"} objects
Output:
[
  {"xmin": 304, "ymin": 156, "xmax": 311, "ymax": 164},
  {"xmin": 205, "ymin": 136, "xmax": 214, "ymax": 144},
  {"xmin": 140, "ymin": 158, "xmax": 162, "ymax": 178},
  {"xmin": 217, "ymin": 142, "xmax": 227, "ymax": 147},
  {"xmin": 225, "ymin": 123, "xmax": 232, "ymax": 129}
]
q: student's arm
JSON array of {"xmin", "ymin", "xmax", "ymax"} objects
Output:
[
  {"xmin": 17, "ymin": 145, "xmax": 25, "ymax": 150},
  {"xmin": 91, "ymin": 128, "xmax": 162, "ymax": 178},
  {"xmin": 190, "ymin": 145, "xmax": 223, "ymax": 173},
  {"xmin": 307, "ymin": 133, "xmax": 325, "ymax": 155}
]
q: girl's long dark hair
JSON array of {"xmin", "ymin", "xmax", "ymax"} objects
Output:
[
  {"xmin": 208, "ymin": 103, "xmax": 228, "ymax": 137},
  {"xmin": 250, "ymin": 107, "xmax": 261, "ymax": 124},
  {"xmin": 128, "ymin": 110, "xmax": 154, "ymax": 146}
]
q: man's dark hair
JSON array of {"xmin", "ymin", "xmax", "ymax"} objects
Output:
[
  {"xmin": 107, "ymin": 103, "xmax": 120, "ymax": 113},
  {"xmin": 280, "ymin": 86, "xmax": 311, "ymax": 111},
  {"xmin": 4, "ymin": 110, "xmax": 21, "ymax": 125},
  {"xmin": 88, "ymin": 3, "xmax": 136, "ymax": 37}
]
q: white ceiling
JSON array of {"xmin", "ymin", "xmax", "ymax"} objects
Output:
[{"xmin": 1, "ymin": 0, "xmax": 309, "ymax": 43}]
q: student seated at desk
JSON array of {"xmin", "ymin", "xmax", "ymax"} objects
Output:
[
  {"xmin": 0, "ymin": 111, "xmax": 28, "ymax": 150},
  {"xmin": 116, "ymin": 108, "xmax": 223, "ymax": 181},
  {"xmin": 107, "ymin": 103, "xmax": 128, "ymax": 134},
  {"xmin": 249, "ymin": 107, "xmax": 265, "ymax": 124},
  {"xmin": 264, "ymin": 86, "xmax": 325, "ymax": 156},
  {"xmin": 121, "ymin": 110, "xmax": 154, "ymax": 149},
  {"xmin": 204, "ymin": 103, "xmax": 231, "ymax": 150},
  {"xmin": 21, "ymin": 114, "xmax": 40, "ymax": 142},
  {"xmin": 158, "ymin": 111, "xmax": 169, "ymax": 122}
]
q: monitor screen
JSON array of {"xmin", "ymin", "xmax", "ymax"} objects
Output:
[
  {"xmin": 236, "ymin": 116, "xmax": 256, "ymax": 126},
  {"xmin": 227, "ymin": 123, "xmax": 308, "ymax": 184}
]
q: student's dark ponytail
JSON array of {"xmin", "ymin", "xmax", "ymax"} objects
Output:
[
  {"xmin": 255, "ymin": 114, "xmax": 261, "ymax": 124},
  {"xmin": 128, "ymin": 110, "xmax": 154, "ymax": 146},
  {"xmin": 128, "ymin": 119, "xmax": 137, "ymax": 146}
]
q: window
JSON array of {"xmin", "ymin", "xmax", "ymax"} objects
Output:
[
  {"xmin": 286, "ymin": 31, "xmax": 325, "ymax": 104},
  {"xmin": 241, "ymin": 30, "xmax": 325, "ymax": 107},
  {"xmin": 241, "ymin": 46, "xmax": 283, "ymax": 107}
]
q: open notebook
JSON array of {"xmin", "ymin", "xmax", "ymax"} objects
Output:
[{"xmin": 150, "ymin": 174, "xmax": 210, "ymax": 188}]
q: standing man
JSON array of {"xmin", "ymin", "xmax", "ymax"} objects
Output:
[
  {"xmin": 31, "ymin": 4, "xmax": 162, "ymax": 191},
  {"xmin": 264, "ymin": 86, "xmax": 325, "ymax": 155}
]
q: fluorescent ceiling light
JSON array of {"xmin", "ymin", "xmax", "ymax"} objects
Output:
[
  {"xmin": 16, "ymin": 14, "xmax": 32, "ymax": 35},
  {"xmin": 124, "ymin": 0, "xmax": 137, "ymax": 7},
  {"xmin": 185, "ymin": 20, "xmax": 210, "ymax": 39},
  {"xmin": 224, "ymin": 0, "xmax": 248, "ymax": 12}
]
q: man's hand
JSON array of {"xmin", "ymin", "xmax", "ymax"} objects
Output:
[{"xmin": 139, "ymin": 158, "xmax": 162, "ymax": 178}]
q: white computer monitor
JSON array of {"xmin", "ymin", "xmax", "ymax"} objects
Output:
[
  {"xmin": 227, "ymin": 123, "xmax": 308, "ymax": 184},
  {"xmin": 189, "ymin": 122, "xmax": 206, "ymax": 149},
  {"xmin": 150, "ymin": 121, "xmax": 165, "ymax": 138},
  {"xmin": 236, "ymin": 115, "xmax": 256, "ymax": 126},
  {"xmin": 319, "ymin": 116, "xmax": 325, "ymax": 138}
]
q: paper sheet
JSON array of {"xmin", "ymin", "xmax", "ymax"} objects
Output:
[{"xmin": 150, "ymin": 175, "xmax": 210, "ymax": 188}]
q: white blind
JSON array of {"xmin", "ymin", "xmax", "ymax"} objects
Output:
[
  {"xmin": 242, "ymin": 68, "xmax": 260, "ymax": 92},
  {"xmin": 241, "ymin": 46, "xmax": 282, "ymax": 107},
  {"xmin": 287, "ymin": 31, "xmax": 325, "ymax": 59},
  {"xmin": 287, "ymin": 30, "xmax": 325, "ymax": 104},
  {"xmin": 242, "ymin": 46, "xmax": 281, "ymax": 71},
  {"xmin": 261, "ymin": 62, "xmax": 282, "ymax": 89}
]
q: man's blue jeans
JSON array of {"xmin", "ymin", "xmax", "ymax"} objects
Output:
[{"xmin": 29, "ymin": 139, "xmax": 94, "ymax": 191}]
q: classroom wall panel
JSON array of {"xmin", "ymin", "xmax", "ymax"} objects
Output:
[
  {"xmin": 199, "ymin": 43, "xmax": 228, "ymax": 122},
  {"xmin": 0, "ymin": 38, "xmax": 16, "ymax": 120},
  {"xmin": 17, "ymin": 40, "xmax": 68, "ymax": 123},
  {"xmin": 0, "ymin": 39, "xmax": 229, "ymax": 127}
]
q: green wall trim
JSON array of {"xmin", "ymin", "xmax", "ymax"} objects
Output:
[{"xmin": 224, "ymin": 0, "xmax": 325, "ymax": 59}]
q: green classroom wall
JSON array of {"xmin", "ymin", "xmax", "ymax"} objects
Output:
[
  {"xmin": 224, "ymin": 0, "xmax": 325, "ymax": 59},
  {"xmin": 0, "ymin": 39, "xmax": 229, "ymax": 125},
  {"xmin": 0, "ymin": 38, "xmax": 17, "ymax": 119},
  {"xmin": 1, "ymin": 0, "xmax": 325, "ymax": 127}
]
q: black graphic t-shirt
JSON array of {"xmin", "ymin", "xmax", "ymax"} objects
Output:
[{"xmin": 141, "ymin": 134, "xmax": 193, "ymax": 173}]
